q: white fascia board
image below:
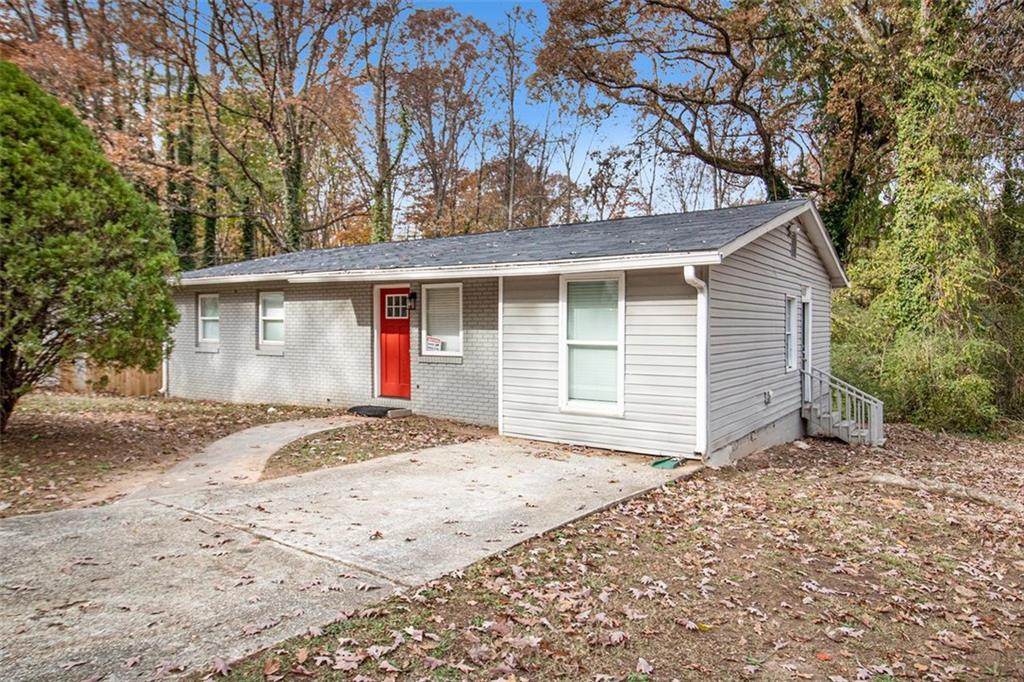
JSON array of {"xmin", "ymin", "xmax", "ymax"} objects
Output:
[
  {"xmin": 717, "ymin": 201, "xmax": 849, "ymax": 288},
  {"xmin": 716, "ymin": 203, "xmax": 810, "ymax": 258},
  {"xmin": 173, "ymin": 272, "xmax": 298, "ymax": 287},
  {"xmin": 282, "ymin": 251, "xmax": 722, "ymax": 284},
  {"xmin": 173, "ymin": 251, "xmax": 723, "ymax": 288},
  {"xmin": 802, "ymin": 203, "xmax": 850, "ymax": 288}
]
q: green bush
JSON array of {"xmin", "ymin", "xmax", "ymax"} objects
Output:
[
  {"xmin": 0, "ymin": 61, "xmax": 178, "ymax": 431},
  {"xmin": 881, "ymin": 331, "xmax": 1000, "ymax": 432},
  {"xmin": 833, "ymin": 300, "xmax": 1002, "ymax": 433}
]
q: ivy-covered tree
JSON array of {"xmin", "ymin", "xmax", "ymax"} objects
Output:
[{"xmin": 0, "ymin": 62, "xmax": 179, "ymax": 431}]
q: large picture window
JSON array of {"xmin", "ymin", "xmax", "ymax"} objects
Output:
[
  {"xmin": 560, "ymin": 273, "xmax": 624, "ymax": 415},
  {"xmin": 197, "ymin": 294, "xmax": 219, "ymax": 342},
  {"xmin": 259, "ymin": 292, "xmax": 285, "ymax": 345},
  {"xmin": 421, "ymin": 283, "xmax": 462, "ymax": 356}
]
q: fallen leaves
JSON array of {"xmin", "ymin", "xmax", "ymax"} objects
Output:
[
  {"xmin": 1, "ymin": 393, "xmax": 342, "ymax": 517},
  {"xmin": 209, "ymin": 657, "xmax": 231, "ymax": 676},
  {"xmin": 262, "ymin": 416, "xmax": 490, "ymax": 480},
  {"xmin": 217, "ymin": 424, "xmax": 1024, "ymax": 679}
]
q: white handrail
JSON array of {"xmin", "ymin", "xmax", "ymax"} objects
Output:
[{"xmin": 801, "ymin": 367, "xmax": 885, "ymax": 445}]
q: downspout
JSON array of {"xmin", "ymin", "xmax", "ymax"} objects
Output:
[
  {"xmin": 159, "ymin": 342, "xmax": 169, "ymax": 396},
  {"xmin": 683, "ymin": 265, "xmax": 708, "ymax": 458}
]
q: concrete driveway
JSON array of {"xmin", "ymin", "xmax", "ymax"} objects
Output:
[{"xmin": 0, "ymin": 437, "xmax": 688, "ymax": 681}]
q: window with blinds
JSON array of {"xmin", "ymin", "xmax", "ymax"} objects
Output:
[
  {"xmin": 259, "ymin": 291, "xmax": 285, "ymax": 345},
  {"xmin": 785, "ymin": 295, "xmax": 797, "ymax": 371},
  {"xmin": 560, "ymin": 273, "xmax": 624, "ymax": 414},
  {"xmin": 198, "ymin": 294, "xmax": 220, "ymax": 342},
  {"xmin": 422, "ymin": 284, "xmax": 462, "ymax": 355}
]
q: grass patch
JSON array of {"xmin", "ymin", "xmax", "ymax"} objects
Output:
[{"xmin": 260, "ymin": 416, "xmax": 492, "ymax": 480}]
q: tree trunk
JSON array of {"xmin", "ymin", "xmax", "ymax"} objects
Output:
[
  {"xmin": 283, "ymin": 115, "xmax": 304, "ymax": 251},
  {"xmin": 369, "ymin": 179, "xmax": 391, "ymax": 243},
  {"xmin": 891, "ymin": 1, "xmax": 989, "ymax": 332},
  {"xmin": 59, "ymin": 0, "xmax": 74, "ymax": 47},
  {"xmin": 203, "ymin": 107, "xmax": 220, "ymax": 266},
  {"xmin": 170, "ymin": 72, "xmax": 197, "ymax": 269},
  {"xmin": 204, "ymin": 19, "xmax": 221, "ymax": 266},
  {"xmin": 0, "ymin": 344, "xmax": 21, "ymax": 434},
  {"xmin": 763, "ymin": 165, "xmax": 792, "ymax": 201},
  {"xmin": 0, "ymin": 392, "xmax": 16, "ymax": 434},
  {"xmin": 241, "ymin": 196, "xmax": 256, "ymax": 260}
]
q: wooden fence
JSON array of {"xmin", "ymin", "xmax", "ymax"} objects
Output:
[{"xmin": 58, "ymin": 358, "xmax": 162, "ymax": 397}]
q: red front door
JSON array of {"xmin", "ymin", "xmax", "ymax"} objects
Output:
[{"xmin": 379, "ymin": 288, "xmax": 411, "ymax": 398}]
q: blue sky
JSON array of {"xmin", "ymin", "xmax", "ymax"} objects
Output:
[{"xmin": 403, "ymin": 0, "xmax": 654, "ymax": 202}]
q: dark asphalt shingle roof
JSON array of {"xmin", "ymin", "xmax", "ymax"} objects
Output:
[{"xmin": 181, "ymin": 199, "xmax": 809, "ymax": 280}]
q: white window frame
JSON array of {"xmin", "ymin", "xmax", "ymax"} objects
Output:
[
  {"xmin": 258, "ymin": 291, "xmax": 285, "ymax": 346},
  {"xmin": 785, "ymin": 294, "xmax": 798, "ymax": 372},
  {"xmin": 197, "ymin": 294, "xmax": 220, "ymax": 343},
  {"xmin": 384, "ymin": 293, "xmax": 409, "ymax": 319},
  {"xmin": 558, "ymin": 271, "xmax": 626, "ymax": 417},
  {"xmin": 421, "ymin": 283, "xmax": 463, "ymax": 357}
]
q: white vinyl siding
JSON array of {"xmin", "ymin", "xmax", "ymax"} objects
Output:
[
  {"xmin": 421, "ymin": 283, "xmax": 462, "ymax": 356},
  {"xmin": 198, "ymin": 294, "xmax": 219, "ymax": 342},
  {"xmin": 259, "ymin": 292, "xmax": 285, "ymax": 345},
  {"xmin": 708, "ymin": 221, "xmax": 832, "ymax": 452},
  {"xmin": 502, "ymin": 268, "xmax": 698, "ymax": 457}
]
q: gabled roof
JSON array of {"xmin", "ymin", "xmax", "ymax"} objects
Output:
[{"xmin": 179, "ymin": 199, "xmax": 847, "ymax": 287}]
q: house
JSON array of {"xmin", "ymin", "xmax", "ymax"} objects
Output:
[{"xmin": 166, "ymin": 199, "xmax": 883, "ymax": 466}]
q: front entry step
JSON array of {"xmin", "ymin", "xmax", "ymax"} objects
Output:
[
  {"xmin": 802, "ymin": 367, "xmax": 885, "ymax": 446},
  {"xmin": 348, "ymin": 405, "xmax": 412, "ymax": 419}
]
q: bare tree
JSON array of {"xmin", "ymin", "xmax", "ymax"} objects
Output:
[
  {"xmin": 538, "ymin": 0, "xmax": 820, "ymax": 200},
  {"xmin": 494, "ymin": 6, "xmax": 533, "ymax": 228},
  {"xmin": 397, "ymin": 7, "xmax": 493, "ymax": 235},
  {"xmin": 155, "ymin": 0, "xmax": 367, "ymax": 251}
]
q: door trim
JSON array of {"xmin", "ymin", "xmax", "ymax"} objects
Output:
[{"xmin": 372, "ymin": 283, "xmax": 412, "ymax": 400}]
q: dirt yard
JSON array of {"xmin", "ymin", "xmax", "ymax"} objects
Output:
[
  {"xmin": 261, "ymin": 416, "xmax": 493, "ymax": 480},
  {"xmin": 216, "ymin": 425, "xmax": 1024, "ymax": 681},
  {"xmin": 0, "ymin": 392, "xmax": 341, "ymax": 517}
]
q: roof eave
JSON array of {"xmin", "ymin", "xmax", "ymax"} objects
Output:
[
  {"xmin": 174, "ymin": 250, "xmax": 725, "ymax": 287},
  {"xmin": 716, "ymin": 201, "xmax": 849, "ymax": 288}
]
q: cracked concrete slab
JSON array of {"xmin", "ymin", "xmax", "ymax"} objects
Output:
[{"xmin": 0, "ymin": 436, "xmax": 693, "ymax": 681}]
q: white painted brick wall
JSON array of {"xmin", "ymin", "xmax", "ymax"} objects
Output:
[{"xmin": 167, "ymin": 278, "xmax": 498, "ymax": 425}]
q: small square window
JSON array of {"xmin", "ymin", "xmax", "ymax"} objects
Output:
[{"xmin": 385, "ymin": 294, "xmax": 408, "ymax": 319}]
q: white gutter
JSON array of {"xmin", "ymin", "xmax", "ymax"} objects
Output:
[
  {"xmin": 175, "ymin": 251, "xmax": 724, "ymax": 287},
  {"xmin": 159, "ymin": 341, "xmax": 169, "ymax": 396},
  {"xmin": 497, "ymin": 276, "xmax": 504, "ymax": 435},
  {"xmin": 683, "ymin": 265, "xmax": 709, "ymax": 457}
]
